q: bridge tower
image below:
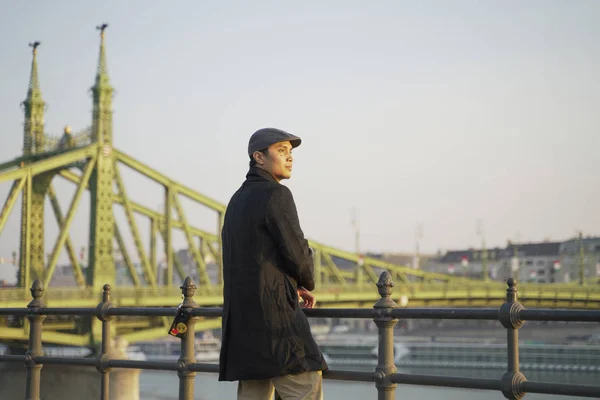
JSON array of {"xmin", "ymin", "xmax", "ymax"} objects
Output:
[
  {"xmin": 18, "ymin": 41, "xmax": 51, "ymax": 288},
  {"xmin": 87, "ymin": 24, "xmax": 115, "ymax": 291},
  {"xmin": 16, "ymin": 26, "xmax": 119, "ymax": 297}
]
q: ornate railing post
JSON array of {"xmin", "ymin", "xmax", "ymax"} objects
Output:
[
  {"xmin": 499, "ymin": 278, "xmax": 526, "ymax": 400},
  {"xmin": 178, "ymin": 277, "xmax": 199, "ymax": 400},
  {"xmin": 96, "ymin": 284, "xmax": 114, "ymax": 400},
  {"xmin": 373, "ymin": 271, "xmax": 398, "ymax": 400},
  {"xmin": 25, "ymin": 279, "xmax": 45, "ymax": 400}
]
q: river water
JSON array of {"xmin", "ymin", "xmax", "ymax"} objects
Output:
[{"xmin": 138, "ymin": 365, "xmax": 598, "ymax": 399}]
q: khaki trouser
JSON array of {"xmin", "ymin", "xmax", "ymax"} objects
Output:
[{"xmin": 237, "ymin": 370, "xmax": 323, "ymax": 400}]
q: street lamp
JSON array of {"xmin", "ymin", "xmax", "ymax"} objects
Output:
[
  {"xmin": 414, "ymin": 224, "xmax": 423, "ymax": 270},
  {"xmin": 476, "ymin": 220, "xmax": 488, "ymax": 281},
  {"xmin": 578, "ymin": 231, "xmax": 585, "ymax": 285},
  {"xmin": 351, "ymin": 208, "xmax": 363, "ymax": 285},
  {"xmin": 510, "ymin": 232, "xmax": 521, "ymax": 280}
]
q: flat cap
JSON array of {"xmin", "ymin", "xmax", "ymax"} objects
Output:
[{"xmin": 248, "ymin": 127, "xmax": 302, "ymax": 157}]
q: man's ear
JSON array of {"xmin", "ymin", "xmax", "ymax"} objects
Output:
[{"xmin": 253, "ymin": 150, "xmax": 265, "ymax": 165}]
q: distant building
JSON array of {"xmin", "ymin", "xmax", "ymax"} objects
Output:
[
  {"xmin": 49, "ymin": 264, "xmax": 79, "ymax": 287},
  {"xmin": 558, "ymin": 236, "xmax": 600, "ymax": 283},
  {"xmin": 379, "ymin": 252, "xmax": 436, "ymax": 268},
  {"xmin": 503, "ymin": 242, "xmax": 562, "ymax": 283},
  {"xmin": 420, "ymin": 236, "xmax": 600, "ymax": 284},
  {"xmin": 425, "ymin": 247, "xmax": 505, "ymax": 280}
]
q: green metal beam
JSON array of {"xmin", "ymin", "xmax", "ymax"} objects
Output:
[
  {"xmin": 44, "ymin": 157, "xmax": 96, "ymax": 287},
  {"xmin": 0, "ymin": 326, "xmax": 27, "ymax": 341},
  {"xmin": 0, "ymin": 145, "xmax": 97, "ymax": 185},
  {"xmin": 118, "ymin": 318, "xmax": 222, "ymax": 344},
  {"xmin": 0, "ymin": 158, "xmax": 23, "ymax": 173},
  {"xmin": 170, "ymin": 189, "xmax": 211, "ymax": 286},
  {"xmin": 47, "ymin": 184, "xmax": 85, "ymax": 287},
  {"xmin": 114, "ymin": 194, "xmax": 217, "ymax": 241},
  {"xmin": 114, "ymin": 222, "xmax": 142, "ymax": 287},
  {"xmin": 164, "ymin": 186, "xmax": 173, "ymax": 287},
  {"xmin": 2, "ymin": 281, "xmax": 599, "ymax": 309},
  {"xmin": 1, "ymin": 164, "xmax": 25, "ymax": 183},
  {"xmin": 0, "ymin": 154, "xmax": 59, "ymax": 173},
  {"xmin": 314, "ymin": 248, "xmax": 322, "ymax": 291},
  {"xmin": 0, "ymin": 327, "xmax": 91, "ymax": 347},
  {"xmin": 150, "ymin": 218, "xmax": 157, "ymax": 280},
  {"xmin": 118, "ymin": 326, "xmax": 170, "ymax": 343},
  {"xmin": 0, "ymin": 177, "xmax": 26, "ymax": 237},
  {"xmin": 43, "ymin": 321, "xmax": 76, "ymax": 330},
  {"xmin": 59, "ymin": 168, "xmax": 187, "ymax": 286},
  {"xmin": 314, "ymin": 241, "xmax": 459, "ymax": 283},
  {"xmin": 355, "ymin": 261, "xmax": 364, "ymax": 286},
  {"xmin": 322, "ymin": 269, "xmax": 330, "ymax": 285},
  {"xmin": 172, "ymin": 251, "xmax": 186, "ymax": 283},
  {"xmin": 59, "ymin": 169, "xmax": 219, "ymax": 242},
  {"xmin": 205, "ymin": 240, "xmax": 219, "ymax": 268},
  {"xmin": 56, "ymin": 150, "xmax": 466, "ymax": 285},
  {"xmin": 216, "ymin": 211, "xmax": 224, "ymax": 287},
  {"xmin": 0, "ymin": 150, "xmax": 524, "ymax": 292},
  {"xmin": 114, "ymin": 148, "xmax": 225, "ymax": 212},
  {"xmin": 19, "ymin": 173, "xmax": 32, "ymax": 290},
  {"xmin": 192, "ymin": 318, "xmax": 222, "ymax": 332},
  {"xmin": 392, "ymin": 271, "xmax": 409, "ymax": 285},
  {"xmin": 158, "ymin": 228, "xmax": 186, "ymax": 283},
  {"xmin": 321, "ymin": 251, "xmax": 348, "ymax": 286},
  {"xmin": 362, "ymin": 263, "xmax": 379, "ymax": 284},
  {"xmin": 113, "ymin": 163, "xmax": 157, "ymax": 287},
  {"xmin": 29, "ymin": 173, "xmax": 53, "ymax": 281}
]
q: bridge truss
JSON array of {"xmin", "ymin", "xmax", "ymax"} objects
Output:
[{"xmin": 1, "ymin": 26, "xmax": 599, "ymax": 347}]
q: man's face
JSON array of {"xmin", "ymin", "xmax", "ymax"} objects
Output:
[{"xmin": 254, "ymin": 141, "xmax": 294, "ymax": 182}]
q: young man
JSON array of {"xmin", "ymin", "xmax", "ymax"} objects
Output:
[{"xmin": 218, "ymin": 127, "xmax": 328, "ymax": 400}]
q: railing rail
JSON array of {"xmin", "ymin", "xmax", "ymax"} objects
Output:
[{"xmin": 0, "ymin": 273, "xmax": 599, "ymax": 399}]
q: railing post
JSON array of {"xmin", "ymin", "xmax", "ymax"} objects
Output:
[
  {"xmin": 373, "ymin": 271, "xmax": 398, "ymax": 400},
  {"xmin": 178, "ymin": 277, "xmax": 199, "ymax": 400},
  {"xmin": 356, "ymin": 265, "xmax": 364, "ymax": 288},
  {"xmin": 96, "ymin": 284, "xmax": 114, "ymax": 400},
  {"xmin": 25, "ymin": 279, "xmax": 45, "ymax": 400},
  {"xmin": 499, "ymin": 278, "xmax": 526, "ymax": 400}
]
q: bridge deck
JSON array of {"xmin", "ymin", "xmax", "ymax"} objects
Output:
[{"xmin": 1, "ymin": 282, "xmax": 599, "ymax": 309}]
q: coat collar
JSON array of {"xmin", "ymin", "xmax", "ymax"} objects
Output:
[{"xmin": 246, "ymin": 166, "xmax": 279, "ymax": 184}]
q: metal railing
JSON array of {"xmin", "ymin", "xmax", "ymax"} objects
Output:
[{"xmin": 0, "ymin": 272, "xmax": 599, "ymax": 400}]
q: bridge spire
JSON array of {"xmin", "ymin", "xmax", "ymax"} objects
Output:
[
  {"xmin": 87, "ymin": 23, "xmax": 115, "ymax": 297},
  {"xmin": 22, "ymin": 41, "xmax": 45, "ymax": 155},
  {"xmin": 91, "ymin": 23, "xmax": 114, "ymax": 144},
  {"xmin": 94, "ymin": 23, "xmax": 111, "ymax": 91}
]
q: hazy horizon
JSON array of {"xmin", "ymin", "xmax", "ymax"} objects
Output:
[{"xmin": 1, "ymin": 1, "xmax": 598, "ymax": 266}]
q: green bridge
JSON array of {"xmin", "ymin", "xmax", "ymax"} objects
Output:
[{"xmin": 1, "ymin": 26, "xmax": 599, "ymax": 348}]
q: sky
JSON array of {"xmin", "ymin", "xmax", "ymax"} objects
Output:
[{"xmin": 0, "ymin": 0, "xmax": 599, "ymax": 268}]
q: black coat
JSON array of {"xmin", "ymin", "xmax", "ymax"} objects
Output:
[{"xmin": 218, "ymin": 167, "xmax": 328, "ymax": 381}]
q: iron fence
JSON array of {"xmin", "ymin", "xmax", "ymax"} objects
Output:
[{"xmin": 0, "ymin": 272, "xmax": 599, "ymax": 400}]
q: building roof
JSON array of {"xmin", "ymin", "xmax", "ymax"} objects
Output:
[
  {"xmin": 507, "ymin": 242, "xmax": 561, "ymax": 257},
  {"xmin": 438, "ymin": 248, "xmax": 503, "ymax": 263},
  {"xmin": 437, "ymin": 241, "xmax": 561, "ymax": 263}
]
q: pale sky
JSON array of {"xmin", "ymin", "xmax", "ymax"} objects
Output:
[{"xmin": 0, "ymin": 0, "xmax": 598, "ymax": 265}]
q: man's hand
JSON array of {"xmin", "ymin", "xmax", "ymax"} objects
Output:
[{"xmin": 297, "ymin": 286, "xmax": 316, "ymax": 309}]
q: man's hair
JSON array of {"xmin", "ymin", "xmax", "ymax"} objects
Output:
[{"xmin": 249, "ymin": 147, "xmax": 269, "ymax": 167}]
